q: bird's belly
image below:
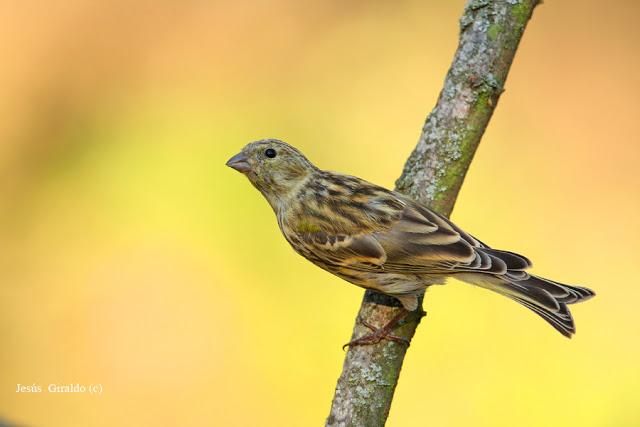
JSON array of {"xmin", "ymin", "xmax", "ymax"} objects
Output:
[
  {"xmin": 282, "ymin": 230, "xmax": 443, "ymax": 296},
  {"xmin": 322, "ymin": 264, "xmax": 439, "ymax": 297}
]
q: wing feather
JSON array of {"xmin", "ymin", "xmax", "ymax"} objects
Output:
[
  {"xmin": 299, "ymin": 231, "xmax": 387, "ymax": 271},
  {"xmin": 284, "ymin": 174, "xmax": 531, "ymax": 279}
]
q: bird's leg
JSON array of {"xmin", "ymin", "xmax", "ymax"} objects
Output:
[{"xmin": 343, "ymin": 309, "xmax": 413, "ymax": 350}]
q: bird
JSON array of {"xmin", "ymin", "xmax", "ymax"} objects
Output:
[{"xmin": 226, "ymin": 139, "xmax": 595, "ymax": 346}]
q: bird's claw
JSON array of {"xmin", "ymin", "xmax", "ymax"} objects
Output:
[{"xmin": 342, "ymin": 316, "xmax": 410, "ymax": 350}]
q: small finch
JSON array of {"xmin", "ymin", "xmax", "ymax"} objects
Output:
[{"xmin": 226, "ymin": 139, "xmax": 594, "ymax": 346}]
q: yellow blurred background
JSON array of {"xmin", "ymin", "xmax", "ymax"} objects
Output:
[{"xmin": 1, "ymin": 1, "xmax": 638, "ymax": 426}]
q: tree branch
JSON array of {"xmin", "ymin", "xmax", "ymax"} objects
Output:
[{"xmin": 326, "ymin": 1, "xmax": 540, "ymax": 426}]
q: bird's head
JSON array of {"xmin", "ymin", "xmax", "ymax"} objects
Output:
[{"xmin": 226, "ymin": 139, "xmax": 317, "ymax": 210}]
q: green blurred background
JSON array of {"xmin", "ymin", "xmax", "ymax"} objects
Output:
[{"xmin": 1, "ymin": 1, "xmax": 638, "ymax": 426}]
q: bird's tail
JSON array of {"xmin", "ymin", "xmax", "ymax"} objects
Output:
[{"xmin": 460, "ymin": 274, "xmax": 595, "ymax": 337}]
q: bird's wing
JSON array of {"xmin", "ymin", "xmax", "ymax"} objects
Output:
[
  {"xmin": 375, "ymin": 200, "xmax": 532, "ymax": 275},
  {"xmin": 288, "ymin": 172, "xmax": 530, "ymax": 276},
  {"xmin": 285, "ymin": 177, "xmax": 400, "ymax": 272},
  {"xmin": 301, "ymin": 231, "xmax": 387, "ymax": 271}
]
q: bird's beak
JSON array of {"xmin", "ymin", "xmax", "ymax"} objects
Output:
[{"xmin": 225, "ymin": 152, "xmax": 251, "ymax": 173}]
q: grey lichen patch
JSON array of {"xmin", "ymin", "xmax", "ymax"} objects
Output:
[
  {"xmin": 459, "ymin": 14, "xmax": 473, "ymax": 31},
  {"xmin": 460, "ymin": 0, "xmax": 491, "ymax": 30},
  {"xmin": 468, "ymin": 0, "xmax": 490, "ymax": 10},
  {"xmin": 362, "ymin": 363, "xmax": 390, "ymax": 386},
  {"xmin": 353, "ymin": 385, "xmax": 371, "ymax": 405},
  {"xmin": 346, "ymin": 359, "xmax": 392, "ymax": 388},
  {"xmin": 343, "ymin": 361, "xmax": 395, "ymax": 422},
  {"xmin": 381, "ymin": 341, "xmax": 394, "ymax": 359},
  {"xmin": 475, "ymin": 17, "xmax": 490, "ymax": 34},
  {"xmin": 484, "ymin": 73, "xmax": 500, "ymax": 90},
  {"xmin": 443, "ymin": 135, "xmax": 463, "ymax": 162}
]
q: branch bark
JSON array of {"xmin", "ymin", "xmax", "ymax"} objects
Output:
[{"xmin": 326, "ymin": 1, "xmax": 540, "ymax": 426}]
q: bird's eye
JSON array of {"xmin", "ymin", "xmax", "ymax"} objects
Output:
[{"xmin": 265, "ymin": 148, "xmax": 277, "ymax": 158}]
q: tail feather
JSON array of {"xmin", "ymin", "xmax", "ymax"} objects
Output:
[
  {"xmin": 458, "ymin": 272, "xmax": 594, "ymax": 338},
  {"xmin": 510, "ymin": 295, "xmax": 575, "ymax": 338},
  {"xmin": 500, "ymin": 281, "xmax": 560, "ymax": 311},
  {"xmin": 495, "ymin": 275, "xmax": 594, "ymax": 338},
  {"xmin": 519, "ymin": 275, "xmax": 595, "ymax": 304}
]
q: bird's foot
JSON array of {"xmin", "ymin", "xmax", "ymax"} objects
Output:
[{"xmin": 342, "ymin": 311, "xmax": 411, "ymax": 350}]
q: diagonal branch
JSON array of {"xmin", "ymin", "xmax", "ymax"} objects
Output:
[{"xmin": 326, "ymin": 1, "xmax": 540, "ymax": 426}]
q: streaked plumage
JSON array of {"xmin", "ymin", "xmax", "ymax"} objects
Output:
[{"xmin": 226, "ymin": 139, "xmax": 595, "ymax": 338}]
